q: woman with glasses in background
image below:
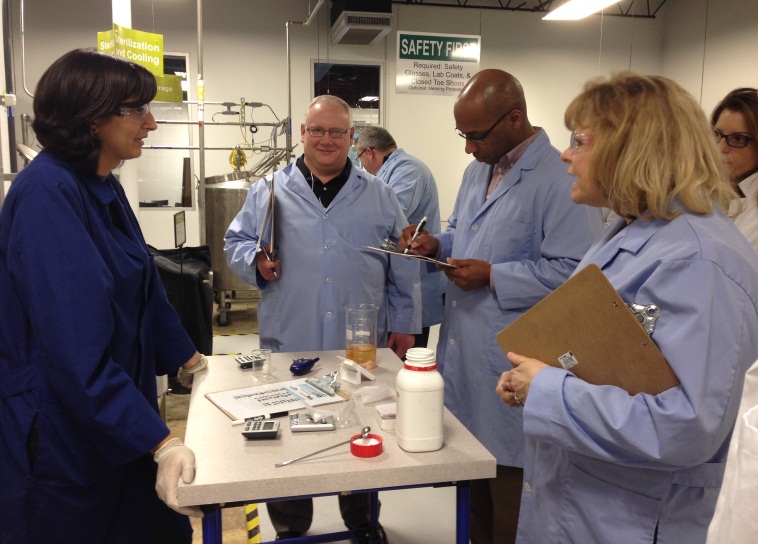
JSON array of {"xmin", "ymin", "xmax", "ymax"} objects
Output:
[
  {"xmin": 711, "ymin": 87, "xmax": 758, "ymax": 252},
  {"xmin": 0, "ymin": 49, "xmax": 205, "ymax": 543},
  {"xmin": 705, "ymin": 88, "xmax": 758, "ymax": 542},
  {"xmin": 496, "ymin": 72, "xmax": 758, "ymax": 543}
]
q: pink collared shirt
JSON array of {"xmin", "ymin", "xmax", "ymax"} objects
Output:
[{"xmin": 487, "ymin": 128, "xmax": 543, "ymax": 199}]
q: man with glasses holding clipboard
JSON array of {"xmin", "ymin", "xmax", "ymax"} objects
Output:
[
  {"xmin": 225, "ymin": 94, "xmax": 420, "ymax": 543},
  {"xmin": 399, "ymin": 69, "xmax": 603, "ymax": 544}
]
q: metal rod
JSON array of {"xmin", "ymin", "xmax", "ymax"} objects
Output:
[
  {"xmin": 19, "ymin": 0, "xmax": 32, "ymax": 98},
  {"xmin": 275, "ymin": 427, "xmax": 370, "ymax": 468},
  {"xmin": 286, "ymin": 20, "xmax": 299, "ymax": 166},
  {"xmin": 143, "ymin": 145, "xmax": 290, "ymax": 151},
  {"xmin": 197, "ymin": 0, "xmax": 206, "ymax": 244},
  {"xmin": 154, "ymin": 119, "xmax": 283, "ymax": 127},
  {"xmin": 4, "ymin": 0, "xmax": 18, "ymax": 174}
]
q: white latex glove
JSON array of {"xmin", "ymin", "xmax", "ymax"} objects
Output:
[
  {"xmin": 177, "ymin": 354, "xmax": 208, "ymax": 388},
  {"xmin": 153, "ymin": 437, "xmax": 204, "ymax": 518}
]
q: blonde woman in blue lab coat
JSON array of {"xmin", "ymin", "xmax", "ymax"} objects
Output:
[
  {"xmin": 497, "ymin": 72, "xmax": 758, "ymax": 543},
  {"xmin": 0, "ymin": 49, "xmax": 206, "ymax": 544}
]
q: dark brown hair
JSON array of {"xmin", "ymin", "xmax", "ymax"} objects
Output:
[
  {"xmin": 711, "ymin": 88, "xmax": 758, "ymax": 138},
  {"xmin": 32, "ymin": 48, "xmax": 157, "ymax": 175}
]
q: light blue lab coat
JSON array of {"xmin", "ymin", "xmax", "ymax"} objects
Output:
[
  {"xmin": 435, "ymin": 130, "xmax": 604, "ymax": 467},
  {"xmin": 376, "ymin": 148, "xmax": 445, "ymax": 328},
  {"xmin": 517, "ymin": 209, "xmax": 758, "ymax": 544},
  {"xmin": 225, "ymin": 160, "xmax": 421, "ymax": 352}
]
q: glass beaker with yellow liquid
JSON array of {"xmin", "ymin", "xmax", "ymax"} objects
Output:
[{"xmin": 346, "ymin": 304, "xmax": 377, "ymax": 370}]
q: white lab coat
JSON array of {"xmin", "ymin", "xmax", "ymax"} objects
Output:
[
  {"xmin": 225, "ymin": 160, "xmax": 421, "ymax": 352},
  {"xmin": 732, "ymin": 171, "xmax": 758, "ymax": 253},
  {"xmin": 707, "ymin": 358, "xmax": 758, "ymax": 543}
]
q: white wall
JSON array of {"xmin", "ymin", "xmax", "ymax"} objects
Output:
[
  {"xmin": 385, "ymin": 5, "xmax": 664, "ymax": 218},
  {"xmin": 662, "ymin": 0, "xmax": 758, "ymax": 113},
  {"xmin": 5, "ymin": 0, "xmax": 758, "ymax": 248}
]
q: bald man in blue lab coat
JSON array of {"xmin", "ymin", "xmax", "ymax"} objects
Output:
[{"xmin": 399, "ymin": 69, "xmax": 603, "ymax": 543}]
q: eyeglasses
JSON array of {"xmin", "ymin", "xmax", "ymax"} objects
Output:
[
  {"xmin": 356, "ymin": 147, "xmax": 370, "ymax": 159},
  {"xmin": 569, "ymin": 130, "xmax": 592, "ymax": 154},
  {"xmin": 455, "ymin": 108, "xmax": 516, "ymax": 143},
  {"xmin": 112, "ymin": 103, "xmax": 151, "ymax": 124},
  {"xmin": 305, "ymin": 126, "xmax": 351, "ymax": 139},
  {"xmin": 713, "ymin": 128, "xmax": 754, "ymax": 149}
]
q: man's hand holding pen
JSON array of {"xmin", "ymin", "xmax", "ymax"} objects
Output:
[
  {"xmin": 399, "ymin": 223, "xmax": 440, "ymax": 258},
  {"xmin": 256, "ymin": 244, "xmax": 281, "ymax": 281},
  {"xmin": 398, "ymin": 224, "xmax": 491, "ymax": 290}
]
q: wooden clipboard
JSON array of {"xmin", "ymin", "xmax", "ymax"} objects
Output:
[{"xmin": 496, "ymin": 264, "xmax": 679, "ymax": 395}]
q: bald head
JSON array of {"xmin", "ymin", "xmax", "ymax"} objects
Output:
[
  {"xmin": 454, "ymin": 69, "xmax": 535, "ymax": 163},
  {"xmin": 457, "ymin": 69, "xmax": 528, "ymax": 120}
]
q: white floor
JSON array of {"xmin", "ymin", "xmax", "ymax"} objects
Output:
[{"xmin": 209, "ymin": 326, "xmax": 458, "ymax": 543}]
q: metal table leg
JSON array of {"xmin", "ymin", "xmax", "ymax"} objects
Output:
[
  {"xmin": 202, "ymin": 507, "xmax": 223, "ymax": 544},
  {"xmin": 456, "ymin": 482, "xmax": 471, "ymax": 544}
]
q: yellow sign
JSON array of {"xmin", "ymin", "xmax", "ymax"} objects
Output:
[
  {"xmin": 97, "ymin": 24, "xmax": 163, "ymax": 77},
  {"xmin": 98, "ymin": 24, "xmax": 181, "ymax": 103},
  {"xmin": 155, "ymin": 74, "xmax": 183, "ymax": 102}
]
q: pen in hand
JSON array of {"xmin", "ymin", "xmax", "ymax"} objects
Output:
[
  {"xmin": 404, "ymin": 216, "xmax": 428, "ymax": 254},
  {"xmin": 261, "ymin": 246, "xmax": 278, "ymax": 278}
]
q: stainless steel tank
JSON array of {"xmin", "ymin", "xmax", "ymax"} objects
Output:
[{"xmin": 205, "ymin": 171, "xmax": 256, "ymax": 292}]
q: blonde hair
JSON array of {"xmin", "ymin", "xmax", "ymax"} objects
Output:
[
  {"xmin": 565, "ymin": 71, "xmax": 735, "ymax": 220},
  {"xmin": 304, "ymin": 94, "xmax": 353, "ymax": 125}
]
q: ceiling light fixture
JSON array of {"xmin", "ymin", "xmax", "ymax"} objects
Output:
[{"xmin": 543, "ymin": 0, "xmax": 621, "ymax": 20}]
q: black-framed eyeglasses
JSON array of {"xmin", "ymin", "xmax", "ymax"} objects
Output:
[
  {"xmin": 713, "ymin": 128, "xmax": 754, "ymax": 149},
  {"xmin": 455, "ymin": 108, "xmax": 516, "ymax": 143},
  {"xmin": 356, "ymin": 147, "xmax": 370, "ymax": 159},
  {"xmin": 305, "ymin": 126, "xmax": 350, "ymax": 139},
  {"xmin": 569, "ymin": 130, "xmax": 592, "ymax": 154},
  {"xmin": 112, "ymin": 103, "xmax": 151, "ymax": 124}
]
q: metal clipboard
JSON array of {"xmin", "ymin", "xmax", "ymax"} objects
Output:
[{"xmin": 255, "ymin": 176, "xmax": 275, "ymax": 259}]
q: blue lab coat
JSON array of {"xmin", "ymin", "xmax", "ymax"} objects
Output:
[
  {"xmin": 435, "ymin": 130, "xmax": 604, "ymax": 467},
  {"xmin": 376, "ymin": 148, "xmax": 445, "ymax": 328},
  {"xmin": 225, "ymin": 159, "xmax": 421, "ymax": 352},
  {"xmin": 517, "ymin": 209, "xmax": 758, "ymax": 544},
  {"xmin": 0, "ymin": 151, "xmax": 196, "ymax": 542}
]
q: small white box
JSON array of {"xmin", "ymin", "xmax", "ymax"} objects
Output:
[{"xmin": 375, "ymin": 402, "xmax": 396, "ymax": 431}]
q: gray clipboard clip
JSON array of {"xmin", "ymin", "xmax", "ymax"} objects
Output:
[
  {"xmin": 380, "ymin": 237, "xmax": 400, "ymax": 251},
  {"xmin": 626, "ymin": 303, "xmax": 661, "ymax": 335},
  {"xmin": 304, "ymin": 371, "xmax": 340, "ymax": 396}
]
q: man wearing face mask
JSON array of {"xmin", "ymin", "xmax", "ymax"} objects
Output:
[
  {"xmin": 355, "ymin": 126, "xmax": 445, "ymax": 348},
  {"xmin": 399, "ymin": 69, "xmax": 603, "ymax": 543}
]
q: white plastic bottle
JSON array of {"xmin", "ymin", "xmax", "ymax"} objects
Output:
[{"xmin": 395, "ymin": 347, "xmax": 444, "ymax": 452}]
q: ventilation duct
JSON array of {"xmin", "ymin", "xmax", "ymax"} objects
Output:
[{"xmin": 330, "ymin": 0, "xmax": 392, "ymax": 46}]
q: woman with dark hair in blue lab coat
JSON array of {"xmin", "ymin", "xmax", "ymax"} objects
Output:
[{"xmin": 0, "ymin": 49, "xmax": 206, "ymax": 543}]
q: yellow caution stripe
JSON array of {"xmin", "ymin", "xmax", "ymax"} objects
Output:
[{"xmin": 245, "ymin": 502, "xmax": 261, "ymax": 543}]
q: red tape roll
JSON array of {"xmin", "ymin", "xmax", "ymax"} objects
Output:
[{"xmin": 350, "ymin": 433, "xmax": 383, "ymax": 458}]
